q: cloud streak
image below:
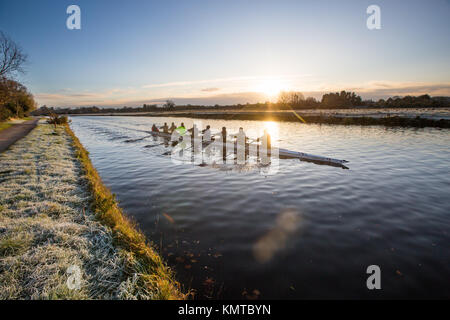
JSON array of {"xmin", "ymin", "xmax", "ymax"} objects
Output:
[{"xmin": 201, "ymin": 87, "xmax": 220, "ymax": 92}]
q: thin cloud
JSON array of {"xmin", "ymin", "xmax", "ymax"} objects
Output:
[
  {"xmin": 201, "ymin": 87, "xmax": 220, "ymax": 92},
  {"xmin": 142, "ymin": 74, "xmax": 312, "ymax": 89}
]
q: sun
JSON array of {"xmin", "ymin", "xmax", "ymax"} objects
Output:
[{"xmin": 254, "ymin": 78, "xmax": 286, "ymax": 98}]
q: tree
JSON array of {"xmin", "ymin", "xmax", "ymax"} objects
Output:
[
  {"xmin": 305, "ymin": 97, "xmax": 319, "ymax": 107},
  {"xmin": 0, "ymin": 31, "xmax": 27, "ymax": 78},
  {"xmin": 277, "ymin": 91, "xmax": 305, "ymax": 108},
  {"xmin": 321, "ymin": 91, "xmax": 362, "ymax": 108},
  {"xmin": 0, "ymin": 77, "xmax": 36, "ymax": 120},
  {"xmin": 163, "ymin": 100, "xmax": 175, "ymax": 109}
]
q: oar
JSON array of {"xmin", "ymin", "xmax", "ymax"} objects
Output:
[
  {"xmin": 124, "ymin": 135, "xmax": 152, "ymax": 143},
  {"xmin": 144, "ymin": 142, "xmax": 167, "ymax": 148}
]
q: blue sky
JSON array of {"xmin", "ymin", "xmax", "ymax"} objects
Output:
[{"xmin": 0, "ymin": 0, "xmax": 449, "ymax": 107}]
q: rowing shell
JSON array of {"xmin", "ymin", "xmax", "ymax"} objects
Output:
[
  {"xmin": 147, "ymin": 131, "xmax": 349, "ymax": 168},
  {"xmin": 277, "ymin": 149, "xmax": 348, "ymax": 168}
]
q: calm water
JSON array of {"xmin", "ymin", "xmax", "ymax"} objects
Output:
[{"xmin": 70, "ymin": 116, "xmax": 450, "ymax": 299}]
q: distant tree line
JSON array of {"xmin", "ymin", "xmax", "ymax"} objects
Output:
[
  {"xmin": 0, "ymin": 31, "xmax": 36, "ymax": 121},
  {"xmin": 32, "ymin": 92, "xmax": 450, "ymax": 116},
  {"xmin": 32, "ymin": 103, "xmax": 161, "ymax": 116},
  {"xmin": 365, "ymin": 94, "xmax": 446, "ymax": 108},
  {"xmin": 276, "ymin": 91, "xmax": 448, "ymax": 109}
]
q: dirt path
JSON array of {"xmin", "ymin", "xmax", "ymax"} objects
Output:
[{"xmin": 0, "ymin": 118, "xmax": 39, "ymax": 153}]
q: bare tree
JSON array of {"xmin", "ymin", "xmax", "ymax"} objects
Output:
[
  {"xmin": 0, "ymin": 31, "xmax": 27, "ymax": 78},
  {"xmin": 163, "ymin": 100, "xmax": 175, "ymax": 109},
  {"xmin": 277, "ymin": 91, "xmax": 305, "ymax": 107}
]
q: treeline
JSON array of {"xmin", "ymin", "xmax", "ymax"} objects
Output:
[
  {"xmin": 366, "ymin": 94, "xmax": 449, "ymax": 108},
  {"xmin": 276, "ymin": 91, "xmax": 449, "ymax": 109},
  {"xmin": 34, "ymin": 91, "xmax": 450, "ymax": 116},
  {"xmin": 0, "ymin": 32, "xmax": 36, "ymax": 121},
  {"xmin": 32, "ymin": 103, "xmax": 159, "ymax": 116}
]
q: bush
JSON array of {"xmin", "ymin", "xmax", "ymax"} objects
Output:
[
  {"xmin": 46, "ymin": 113, "xmax": 70, "ymax": 127},
  {"xmin": 0, "ymin": 106, "xmax": 13, "ymax": 121}
]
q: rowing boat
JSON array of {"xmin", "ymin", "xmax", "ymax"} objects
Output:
[
  {"xmin": 147, "ymin": 130, "xmax": 349, "ymax": 168},
  {"xmin": 277, "ymin": 148, "xmax": 348, "ymax": 168}
]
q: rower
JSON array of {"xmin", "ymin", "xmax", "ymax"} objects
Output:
[
  {"xmin": 161, "ymin": 122, "xmax": 169, "ymax": 133},
  {"xmin": 169, "ymin": 122, "xmax": 177, "ymax": 133},
  {"xmin": 176, "ymin": 122, "xmax": 186, "ymax": 135},
  {"xmin": 235, "ymin": 128, "xmax": 246, "ymax": 144},
  {"xmin": 261, "ymin": 129, "xmax": 271, "ymax": 149},
  {"xmin": 151, "ymin": 124, "xmax": 160, "ymax": 132},
  {"xmin": 202, "ymin": 125, "xmax": 211, "ymax": 142}
]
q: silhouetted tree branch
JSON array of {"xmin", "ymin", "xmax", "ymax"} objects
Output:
[{"xmin": 0, "ymin": 31, "xmax": 27, "ymax": 78}]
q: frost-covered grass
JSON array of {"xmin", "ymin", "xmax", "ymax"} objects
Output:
[{"xmin": 0, "ymin": 124, "xmax": 183, "ymax": 299}]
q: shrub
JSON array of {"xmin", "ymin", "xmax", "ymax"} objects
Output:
[
  {"xmin": 46, "ymin": 113, "xmax": 70, "ymax": 128},
  {"xmin": 0, "ymin": 106, "xmax": 13, "ymax": 121}
]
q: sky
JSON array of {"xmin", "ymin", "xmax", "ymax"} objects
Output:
[{"xmin": 0, "ymin": 0, "xmax": 449, "ymax": 107}]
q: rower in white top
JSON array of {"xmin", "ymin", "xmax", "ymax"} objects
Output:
[{"xmin": 202, "ymin": 125, "xmax": 212, "ymax": 143}]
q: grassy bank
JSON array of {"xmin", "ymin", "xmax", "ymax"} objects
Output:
[
  {"xmin": 155, "ymin": 112, "xmax": 450, "ymax": 128},
  {"xmin": 0, "ymin": 123, "xmax": 184, "ymax": 299}
]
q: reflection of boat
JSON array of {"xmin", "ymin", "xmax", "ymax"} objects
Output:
[{"xmin": 147, "ymin": 130, "xmax": 349, "ymax": 168}]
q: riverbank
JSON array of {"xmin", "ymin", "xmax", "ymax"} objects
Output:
[
  {"xmin": 146, "ymin": 112, "xmax": 450, "ymax": 128},
  {"xmin": 0, "ymin": 122, "xmax": 184, "ymax": 299}
]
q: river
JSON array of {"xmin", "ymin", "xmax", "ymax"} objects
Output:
[{"xmin": 70, "ymin": 116, "xmax": 450, "ymax": 299}]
